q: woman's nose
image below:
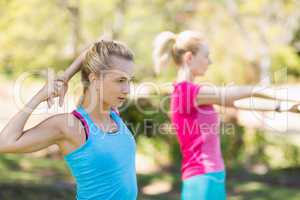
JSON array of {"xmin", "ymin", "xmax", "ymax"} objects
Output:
[
  {"xmin": 208, "ymin": 57, "xmax": 212, "ymax": 65},
  {"xmin": 122, "ymin": 83, "xmax": 130, "ymax": 94}
]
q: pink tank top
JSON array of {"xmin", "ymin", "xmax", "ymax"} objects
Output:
[{"xmin": 170, "ymin": 81, "xmax": 225, "ymax": 180}]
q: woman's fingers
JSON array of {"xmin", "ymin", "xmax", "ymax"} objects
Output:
[
  {"xmin": 56, "ymin": 80, "xmax": 67, "ymax": 107},
  {"xmin": 58, "ymin": 93, "xmax": 65, "ymax": 107},
  {"xmin": 47, "ymin": 95, "xmax": 55, "ymax": 108},
  {"xmin": 47, "ymin": 98, "xmax": 51, "ymax": 108},
  {"xmin": 39, "ymin": 69, "xmax": 69, "ymax": 108},
  {"xmin": 45, "ymin": 79, "xmax": 67, "ymax": 108},
  {"xmin": 48, "ymin": 82, "xmax": 56, "ymax": 108},
  {"xmin": 51, "ymin": 79, "xmax": 68, "ymax": 107}
]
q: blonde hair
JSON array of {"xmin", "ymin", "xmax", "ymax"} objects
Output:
[
  {"xmin": 153, "ymin": 30, "xmax": 205, "ymax": 74},
  {"xmin": 79, "ymin": 40, "xmax": 134, "ymax": 104}
]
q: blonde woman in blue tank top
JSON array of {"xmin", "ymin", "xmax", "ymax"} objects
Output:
[{"xmin": 0, "ymin": 40, "xmax": 138, "ymax": 200}]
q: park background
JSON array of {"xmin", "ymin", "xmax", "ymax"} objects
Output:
[{"xmin": 1, "ymin": 0, "xmax": 300, "ymax": 199}]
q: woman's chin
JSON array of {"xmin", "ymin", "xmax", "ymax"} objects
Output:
[
  {"xmin": 201, "ymin": 69, "xmax": 208, "ymax": 76},
  {"xmin": 196, "ymin": 71, "xmax": 205, "ymax": 76},
  {"xmin": 115, "ymin": 100, "xmax": 126, "ymax": 107}
]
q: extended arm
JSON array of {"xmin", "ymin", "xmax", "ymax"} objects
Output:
[{"xmin": 197, "ymin": 85, "xmax": 297, "ymax": 108}]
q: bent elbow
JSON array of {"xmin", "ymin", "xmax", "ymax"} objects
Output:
[{"xmin": 0, "ymin": 136, "xmax": 18, "ymax": 154}]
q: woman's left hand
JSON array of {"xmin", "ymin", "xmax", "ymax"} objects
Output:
[{"xmin": 46, "ymin": 76, "xmax": 68, "ymax": 108}]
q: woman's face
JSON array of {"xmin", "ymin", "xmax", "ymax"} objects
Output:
[
  {"xmin": 189, "ymin": 43, "xmax": 212, "ymax": 76},
  {"xmin": 95, "ymin": 56, "xmax": 134, "ymax": 109}
]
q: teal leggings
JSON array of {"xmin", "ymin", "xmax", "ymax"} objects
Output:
[{"xmin": 182, "ymin": 171, "xmax": 226, "ymax": 200}]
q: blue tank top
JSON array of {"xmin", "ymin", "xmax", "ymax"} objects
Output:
[{"xmin": 64, "ymin": 106, "xmax": 137, "ymax": 200}]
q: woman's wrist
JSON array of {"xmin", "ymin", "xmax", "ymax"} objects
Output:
[
  {"xmin": 275, "ymin": 101, "xmax": 282, "ymax": 112},
  {"xmin": 56, "ymin": 75, "xmax": 68, "ymax": 84}
]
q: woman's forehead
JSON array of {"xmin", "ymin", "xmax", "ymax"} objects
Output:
[
  {"xmin": 105, "ymin": 69, "xmax": 133, "ymax": 78},
  {"xmin": 112, "ymin": 55, "xmax": 134, "ymax": 69},
  {"xmin": 199, "ymin": 44, "xmax": 209, "ymax": 55}
]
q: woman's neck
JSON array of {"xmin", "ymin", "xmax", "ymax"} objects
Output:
[
  {"xmin": 81, "ymin": 89, "xmax": 111, "ymax": 121},
  {"xmin": 176, "ymin": 65, "xmax": 194, "ymax": 83}
]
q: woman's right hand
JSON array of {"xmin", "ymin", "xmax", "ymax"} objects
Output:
[{"xmin": 286, "ymin": 102, "xmax": 300, "ymax": 113}]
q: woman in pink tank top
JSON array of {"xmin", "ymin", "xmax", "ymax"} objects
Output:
[{"xmin": 153, "ymin": 31, "xmax": 299, "ymax": 200}]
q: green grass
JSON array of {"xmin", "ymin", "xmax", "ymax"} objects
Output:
[
  {"xmin": 0, "ymin": 154, "xmax": 70, "ymax": 184},
  {"xmin": 228, "ymin": 181, "xmax": 300, "ymax": 200},
  {"xmin": 1, "ymin": 154, "xmax": 300, "ymax": 200}
]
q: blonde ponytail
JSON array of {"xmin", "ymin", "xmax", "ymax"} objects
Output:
[
  {"xmin": 153, "ymin": 30, "xmax": 207, "ymax": 82},
  {"xmin": 152, "ymin": 31, "xmax": 177, "ymax": 75}
]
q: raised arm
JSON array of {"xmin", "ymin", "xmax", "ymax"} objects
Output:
[
  {"xmin": 0, "ymin": 80, "xmax": 67, "ymax": 153},
  {"xmin": 45, "ymin": 50, "xmax": 87, "ymax": 108},
  {"xmin": 57, "ymin": 50, "xmax": 86, "ymax": 83}
]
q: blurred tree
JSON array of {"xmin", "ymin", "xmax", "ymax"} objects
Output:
[{"xmin": 1, "ymin": 0, "xmax": 300, "ymax": 171}]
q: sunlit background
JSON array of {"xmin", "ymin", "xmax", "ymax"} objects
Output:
[{"xmin": 1, "ymin": 0, "xmax": 300, "ymax": 199}]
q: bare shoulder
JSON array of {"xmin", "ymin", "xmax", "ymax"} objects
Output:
[
  {"xmin": 49, "ymin": 113, "xmax": 84, "ymax": 136},
  {"xmin": 52, "ymin": 113, "xmax": 87, "ymax": 155}
]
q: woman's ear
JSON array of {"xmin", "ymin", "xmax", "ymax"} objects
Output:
[
  {"xmin": 88, "ymin": 72, "xmax": 97, "ymax": 83},
  {"xmin": 88, "ymin": 72, "xmax": 101, "ymax": 90},
  {"xmin": 183, "ymin": 51, "xmax": 193, "ymax": 65}
]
